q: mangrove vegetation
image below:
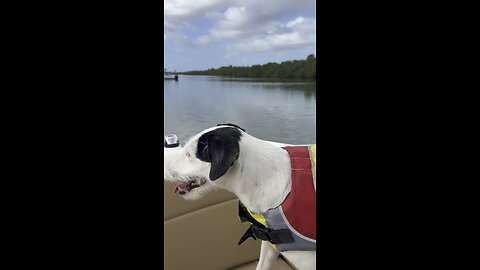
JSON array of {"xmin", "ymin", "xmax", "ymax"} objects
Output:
[{"xmin": 183, "ymin": 54, "xmax": 316, "ymax": 80}]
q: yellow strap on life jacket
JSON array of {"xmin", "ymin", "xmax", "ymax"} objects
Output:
[
  {"xmin": 309, "ymin": 145, "xmax": 316, "ymax": 174},
  {"xmin": 247, "ymin": 209, "xmax": 268, "ymax": 228}
]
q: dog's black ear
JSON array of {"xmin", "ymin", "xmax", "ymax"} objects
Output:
[
  {"xmin": 196, "ymin": 127, "xmax": 242, "ymax": 181},
  {"xmin": 207, "ymin": 134, "xmax": 240, "ymax": 181}
]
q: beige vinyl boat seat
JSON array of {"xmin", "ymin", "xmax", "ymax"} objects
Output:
[{"xmin": 164, "ymin": 181, "xmax": 295, "ymax": 270}]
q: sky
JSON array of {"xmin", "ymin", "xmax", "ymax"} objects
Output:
[{"xmin": 164, "ymin": 0, "xmax": 316, "ymax": 72}]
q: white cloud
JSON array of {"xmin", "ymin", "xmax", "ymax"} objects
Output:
[
  {"xmin": 286, "ymin": 17, "xmax": 305, "ymax": 28},
  {"xmin": 194, "ymin": 1, "xmax": 315, "ymax": 51},
  {"xmin": 164, "ymin": 0, "xmax": 230, "ymax": 18},
  {"xmin": 164, "ymin": 0, "xmax": 231, "ymax": 43},
  {"xmin": 165, "ymin": 0, "xmax": 316, "ymax": 69},
  {"xmin": 234, "ymin": 17, "xmax": 315, "ymax": 52}
]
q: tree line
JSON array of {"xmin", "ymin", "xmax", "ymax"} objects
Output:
[{"xmin": 183, "ymin": 54, "xmax": 316, "ymax": 80}]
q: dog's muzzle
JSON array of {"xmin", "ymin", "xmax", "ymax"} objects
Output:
[{"xmin": 173, "ymin": 177, "xmax": 207, "ymax": 195}]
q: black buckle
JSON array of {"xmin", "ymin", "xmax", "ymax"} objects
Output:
[
  {"xmin": 238, "ymin": 224, "xmax": 293, "ymax": 246},
  {"xmin": 238, "ymin": 202, "xmax": 264, "ymax": 228},
  {"xmin": 252, "ymin": 225, "xmax": 271, "ymax": 241},
  {"xmin": 237, "ymin": 226, "xmax": 257, "ymax": 245},
  {"xmin": 237, "ymin": 201, "xmax": 294, "ymax": 246}
]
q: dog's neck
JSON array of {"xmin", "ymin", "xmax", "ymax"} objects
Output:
[{"xmin": 221, "ymin": 134, "xmax": 292, "ymax": 213}]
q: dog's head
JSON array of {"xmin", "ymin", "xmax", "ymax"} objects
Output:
[{"xmin": 164, "ymin": 124, "xmax": 245, "ymax": 200}]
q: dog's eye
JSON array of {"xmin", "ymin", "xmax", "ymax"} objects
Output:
[{"xmin": 186, "ymin": 152, "xmax": 191, "ymax": 157}]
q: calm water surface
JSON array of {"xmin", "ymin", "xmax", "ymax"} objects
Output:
[{"xmin": 164, "ymin": 75, "xmax": 316, "ymax": 145}]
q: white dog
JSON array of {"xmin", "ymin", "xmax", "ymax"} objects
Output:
[{"xmin": 164, "ymin": 124, "xmax": 316, "ymax": 270}]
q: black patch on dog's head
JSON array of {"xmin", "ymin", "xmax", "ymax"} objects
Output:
[
  {"xmin": 216, "ymin": 123, "xmax": 246, "ymax": 132},
  {"xmin": 196, "ymin": 127, "xmax": 241, "ymax": 181}
]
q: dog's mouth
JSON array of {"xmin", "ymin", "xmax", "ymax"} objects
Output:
[{"xmin": 173, "ymin": 177, "xmax": 207, "ymax": 195}]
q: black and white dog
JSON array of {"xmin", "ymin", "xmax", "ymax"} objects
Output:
[{"xmin": 164, "ymin": 124, "xmax": 316, "ymax": 270}]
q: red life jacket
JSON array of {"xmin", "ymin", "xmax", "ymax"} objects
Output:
[
  {"xmin": 280, "ymin": 145, "xmax": 316, "ymax": 241},
  {"xmin": 238, "ymin": 145, "xmax": 316, "ymax": 252}
]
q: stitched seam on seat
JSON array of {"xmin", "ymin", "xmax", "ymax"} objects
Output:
[{"xmin": 165, "ymin": 198, "xmax": 239, "ymax": 223}]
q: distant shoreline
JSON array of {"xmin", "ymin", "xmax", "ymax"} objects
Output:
[
  {"xmin": 176, "ymin": 74, "xmax": 316, "ymax": 83},
  {"xmin": 178, "ymin": 54, "xmax": 316, "ymax": 81}
]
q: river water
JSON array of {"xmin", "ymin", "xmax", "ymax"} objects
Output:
[{"xmin": 164, "ymin": 75, "xmax": 316, "ymax": 145}]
